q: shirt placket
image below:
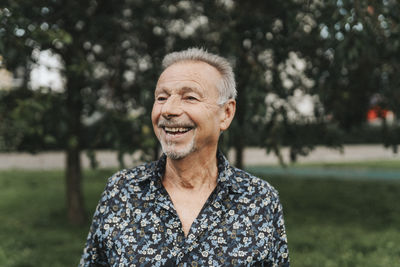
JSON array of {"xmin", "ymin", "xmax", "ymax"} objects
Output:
[
  {"xmin": 180, "ymin": 185, "xmax": 230, "ymax": 266},
  {"xmin": 151, "ymin": 179, "xmax": 187, "ymax": 265}
]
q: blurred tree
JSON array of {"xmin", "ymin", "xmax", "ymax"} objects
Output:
[
  {"xmin": 1, "ymin": 0, "xmax": 133, "ymax": 224},
  {"xmin": 1, "ymin": 0, "xmax": 400, "ymax": 223},
  {"xmin": 192, "ymin": 0, "xmax": 341, "ymax": 167},
  {"xmin": 304, "ymin": 0, "xmax": 400, "ymax": 151},
  {"xmin": 0, "ymin": 0, "xmax": 179, "ymax": 224},
  {"xmin": 0, "ymin": 0, "xmax": 215, "ymax": 225},
  {"xmin": 0, "ymin": 88, "xmax": 65, "ymax": 152},
  {"xmin": 203, "ymin": 0, "xmax": 400, "ymax": 165}
]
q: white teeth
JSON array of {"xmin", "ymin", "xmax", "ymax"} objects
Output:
[{"xmin": 164, "ymin": 127, "xmax": 190, "ymax": 133}]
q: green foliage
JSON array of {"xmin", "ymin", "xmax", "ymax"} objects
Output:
[
  {"xmin": 1, "ymin": 0, "xmax": 400, "ymax": 163},
  {"xmin": 305, "ymin": 0, "xmax": 400, "ymax": 129},
  {"xmin": 0, "ymin": 89, "xmax": 66, "ymax": 152},
  {"xmin": 0, "ymin": 0, "xmax": 215, "ymax": 158},
  {"xmin": 1, "ymin": 168, "xmax": 400, "ymax": 266}
]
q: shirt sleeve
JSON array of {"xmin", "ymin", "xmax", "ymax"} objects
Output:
[
  {"xmin": 269, "ymin": 195, "xmax": 290, "ymax": 267},
  {"xmin": 79, "ymin": 177, "xmax": 114, "ymax": 267}
]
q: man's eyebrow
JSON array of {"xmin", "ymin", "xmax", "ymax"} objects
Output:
[
  {"xmin": 154, "ymin": 87, "xmax": 168, "ymax": 95},
  {"xmin": 155, "ymin": 86, "xmax": 204, "ymax": 97},
  {"xmin": 181, "ymin": 86, "xmax": 203, "ymax": 97}
]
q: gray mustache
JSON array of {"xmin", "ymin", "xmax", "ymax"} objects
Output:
[{"xmin": 158, "ymin": 119, "xmax": 195, "ymax": 128}]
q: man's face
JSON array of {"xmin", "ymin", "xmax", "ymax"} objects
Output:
[{"xmin": 151, "ymin": 61, "xmax": 229, "ymax": 160}]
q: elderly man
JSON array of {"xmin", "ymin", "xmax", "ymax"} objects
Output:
[{"xmin": 80, "ymin": 48, "xmax": 289, "ymax": 266}]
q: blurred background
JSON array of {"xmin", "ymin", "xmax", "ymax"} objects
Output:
[{"xmin": 1, "ymin": 0, "xmax": 400, "ymax": 266}]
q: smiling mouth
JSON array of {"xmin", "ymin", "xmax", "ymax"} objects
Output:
[{"xmin": 162, "ymin": 126, "xmax": 193, "ymax": 135}]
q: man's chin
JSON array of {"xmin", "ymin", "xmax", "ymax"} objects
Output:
[
  {"xmin": 164, "ymin": 149, "xmax": 193, "ymax": 160},
  {"xmin": 165, "ymin": 152, "xmax": 186, "ymax": 160},
  {"xmin": 162, "ymin": 145, "xmax": 196, "ymax": 160}
]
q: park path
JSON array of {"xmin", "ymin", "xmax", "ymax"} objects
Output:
[
  {"xmin": 247, "ymin": 166, "xmax": 400, "ymax": 180},
  {"xmin": 0, "ymin": 144, "xmax": 399, "ymax": 170}
]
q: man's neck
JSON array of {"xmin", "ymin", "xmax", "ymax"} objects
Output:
[{"xmin": 163, "ymin": 149, "xmax": 219, "ymax": 191}]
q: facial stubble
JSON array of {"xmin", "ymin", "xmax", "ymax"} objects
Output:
[{"xmin": 158, "ymin": 129, "xmax": 197, "ymax": 160}]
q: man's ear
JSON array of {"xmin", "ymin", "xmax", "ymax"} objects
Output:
[{"xmin": 220, "ymin": 99, "xmax": 236, "ymax": 131}]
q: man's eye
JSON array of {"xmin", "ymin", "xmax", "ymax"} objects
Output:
[
  {"xmin": 157, "ymin": 96, "xmax": 167, "ymax": 101},
  {"xmin": 185, "ymin": 96, "xmax": 198, "ymax": 101}
]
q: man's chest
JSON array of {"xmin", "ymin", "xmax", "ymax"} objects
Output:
[{"xmin": 99, "ymin": 195, "xmax": 275, "ymax": 266}]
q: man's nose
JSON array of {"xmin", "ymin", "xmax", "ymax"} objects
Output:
[{"xmin": 161, "ymin": 96, "xmax": 182, "ymax": 118}]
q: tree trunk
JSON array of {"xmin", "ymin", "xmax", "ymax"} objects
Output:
[
  {"xmin": 65, "ymin": 65, "xmax": 86, "ymax": 225},
  {"xmin": 234, "ymin": 140, "xmax": 244, "ymax": 169},
  {"xmin": 234, "ymin": 83, "xmax": 245, "ymax": 169},
  {"xmin": 232, "ymin": 52, "xmax": 252, "ymax": 170},
  {"xmin": 66, "ymin": 146, "xmax": 85, "ymax": 225}
]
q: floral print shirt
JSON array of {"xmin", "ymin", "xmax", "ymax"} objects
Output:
[{"xmin": 80, "ymin": 152, "xmax": 289, "ymax": 267}]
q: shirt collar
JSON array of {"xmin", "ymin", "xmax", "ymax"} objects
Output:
[
  {"xmin": 135, "ymin": 151, "xmax": 242, "ymax": 194},
  {"xmin": 216, "ymin": 151, "xmax": 242, "ymax": 194}
]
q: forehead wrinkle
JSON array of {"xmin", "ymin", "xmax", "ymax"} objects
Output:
[{"xmin": 156, "ymin": 61, "xmax": 221, "ymax": 99}]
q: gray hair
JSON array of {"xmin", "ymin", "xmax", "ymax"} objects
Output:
[{"xmin": 162, "ymin": 47, "xmax": 237, "ymax": 105}]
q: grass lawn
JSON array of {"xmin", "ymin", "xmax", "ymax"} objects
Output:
[
  {"xmin": 0, "ymin": 165, "xmax": 400, "ymax": 266},
  {"xmin": 266, "ymin": 175, "xmax": 400, "ymax": 267},
  {"xmin": 291, "ymin": 159, "xmax": 400, "ymax": 170},
  {"xmin": 247, "ymin": 160, "xmax": 400, "ymax": 180},
  {"xmin": 0, "ymin": 168, "xmax": 115, "ymax": 267}
]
